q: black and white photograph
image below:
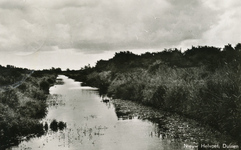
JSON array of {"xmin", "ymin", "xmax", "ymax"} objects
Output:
[{"xmin": 0, "ymin": 0, "xmax": 241, "ymax": 149}]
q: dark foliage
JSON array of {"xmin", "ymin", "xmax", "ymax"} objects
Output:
[
  {"xmin": 39, "ymin": 80, "xmax": 50, "ymax": 94},
  {"xmin": 50, "ymin": 119, "xmax": 66, "ymax": 131},
  {"xmin": 0, "ymin": 65, "xmax": 58, "ymax": 148},
  {"xmin": 64, "ymin": 43, "xmax": 241, "ymax": 141}
]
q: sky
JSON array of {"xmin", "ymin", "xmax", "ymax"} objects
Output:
[{"xmin": 0, "ymin": 0, "xmax": 240, "ymax": 70}]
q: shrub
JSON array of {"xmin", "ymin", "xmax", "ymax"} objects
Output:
[
  {"xmin": 151, "ymin": 85, "xmax": 166, "ymax": 108},
  {"xmin": 47, "ymin": 78, "xmax": 55, "ymax": 84},
  {"xmin": 163, "ymin": 85, "xmax": 188, "ymax": 112},
  {"xmin": 18, "ymin": 83, "xmax": 27, "ymax": 92},
  {"xmin": 18, "ymin": 101, "xmax": 47, "ymax": 119},
  {"xmin": 39, "ymin": 80, "xmax": 50, "ymax": 94},
  {"xmin": 50, "ymin": 119, "xmax": 58, "ymax": 132},
  {"xmin": 32, "ymin": 90, "xmax": 47, "ymax": 101},
  {"xmin": 0, "ymin": 90, "xmax": 19, "ymax": 108}
]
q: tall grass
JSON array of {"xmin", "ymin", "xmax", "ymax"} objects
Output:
[
  {"xmin": 83, "ymin": 60, "xmax": 241, "ymax": 140},
  {"xmin": 0, "ymin": 67, "xmax": 57, "ymax": 148},
  {"xmin": 64, "ymin": 44, "xmax": 241, "ymax": 140}
]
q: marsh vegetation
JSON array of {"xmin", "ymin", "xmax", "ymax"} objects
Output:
[
  {"xmin": 1, "ymin": 43, "xmax": 241, "ymax": 149},
  {"xmin": 0, "ymin": 65, "xmax": 58, "ymax": 149},
  {"xmin": 11, "ymin": 75, "xmax": 238, "ymax": 150},
  {"xmin": 65, "ymin": 43, "xmax": 241, "ymax": 142}
]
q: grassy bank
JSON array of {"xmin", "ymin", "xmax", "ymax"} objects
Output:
[
  {"xmin": 0, "ymin": 65, "xmax": 57, "ymax": 148},
  {"xmin": 65, "ymin": 43, "xmax": 241, "ymax": 141},
  {"xmin": 111, "ymin": 98, "xmax": 235, "ymax": 145}
]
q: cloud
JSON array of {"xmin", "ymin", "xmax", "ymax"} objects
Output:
[
  {"xmin": 0, "ymin": 0, "xmax": 239, "ymax": 56},
  {"xmin": 0, "ymin": 1, "xmax": 47, "ymax": 54},
  {"xmin": 201, "ymin": 0, "xmax": 241, "ymax": 48},
  {"xmin": 178, "ymin": 0, "xmax": 241, "ymax": 49},
  {"xmin": 0, "ymin": 1, "xmax": 27, "ymax": 10}
]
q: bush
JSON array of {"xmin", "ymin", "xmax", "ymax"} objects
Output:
[
  {"xmin": 151, "ymin": 85, "xmax": 166, "ymax": 108},
  {"xmin": 0, "ymin": 90, "xmax": 19, "ymax": 108},
  {"xmin": 18, "ymin": 101, "xmax": 47, "ymax": 119},
  {"xmin": 18, "ymin": 83, "xmax": 27, "ymax": 92},
  {"xmin": 163, "ymin": 86, "xmax": 188, "ymax": 112},
  {"xmin": 39, "ymin": 80, "xmax": 50, "ymax": 94},
  {"xmin": 47, "ymin": 78, "xmax": 55, "ymax": 84},
  {"xmin": 50, "ymin": 119, "xmax": 58, "ymax": 132},
  {"xmin": 32, "ymin": 90, "xmax": 47, "ymax": 101},
  {"xmin": 50, "ymin": 120, "xmax": 66, "ymax": 131}
]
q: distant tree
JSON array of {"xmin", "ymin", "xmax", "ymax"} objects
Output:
[
  {"xmin": 235, "ymin": 43, "xmax": 241, "ymax": 51},
  {"xmin": 84, "ymin": 64, "xmax": 91, "ymax": 69},
  {"xmin": 96, "ymin": 60, "xmax": 109, "ymax": 72},
  {"xmin": 113, "ymin": 51, "xmax": 138, "ymax": 64},
  {"xmin": 184, "ymin": 45, "xmax": 221, "ymax": 67},
  {"xmin": 6, "ymin": 65, "xmax": 15, "ymax": 69},
  {"xmin": 223, "ymin": 44, "xmax": 235, "ymax": 52},
  {"xmin": 55, "ymin": 68, "xmax": 62, "ymax": 73},
  {"xmin": 222, "ymin": 44, "xmax": 236, "ymax": 64}
]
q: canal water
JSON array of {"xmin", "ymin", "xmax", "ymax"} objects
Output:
[{"xmin": 9, "ymin": 75, "xmax": 235, "ymax": 150}]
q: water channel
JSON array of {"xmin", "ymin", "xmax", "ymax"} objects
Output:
[{"xmin": 9, "ymin": 75, "xmax": 238, "ymax": 150}]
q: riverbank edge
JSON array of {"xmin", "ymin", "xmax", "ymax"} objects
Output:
[
  {"xmin": 0, "ymin": 71, "xmax": 58, "ymax": 149},
  {"xmin": 110, "ymin": 98, "xmax": 238, "ymax": 146}
]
